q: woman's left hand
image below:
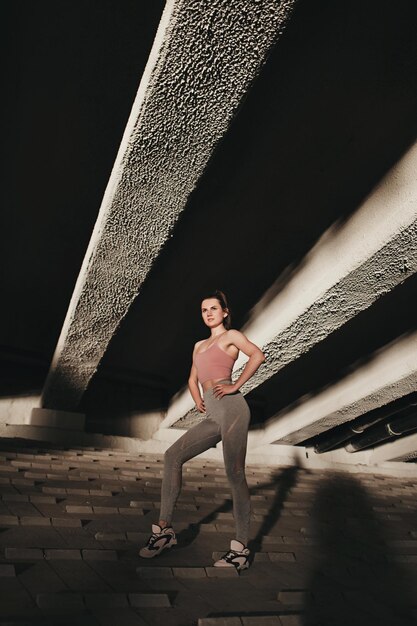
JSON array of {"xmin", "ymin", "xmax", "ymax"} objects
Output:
[{"xmin": 213, "ymin": 383, "xmax": 238, "ymax": 399}]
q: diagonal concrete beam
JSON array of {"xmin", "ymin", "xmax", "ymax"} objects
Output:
[
  {"xmin": 368, "ymin": 432, "xmax": 417, "ymax": 464},
  {"xmin": 172, "ymin": 140, "xmax": 417, "ymax": 428},
  {"xmin": 41, "ymin": 0, "xmax": 297, "ymax": 411},
  {"xmin": 260, "ymin": 330, "xmax": 417, "ymax": 445}
]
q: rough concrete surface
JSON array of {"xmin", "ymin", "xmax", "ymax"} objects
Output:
[
  {"xmin": 278, "ymin": 370, "xmax": 417, "ymax": 445},
  {"xmin": 41, "ymin": 0, "xmax": 297, "ymax": 411},
  {"xmin": 264, "ymin": 331, "xmax": 417, "ymax": 445}
]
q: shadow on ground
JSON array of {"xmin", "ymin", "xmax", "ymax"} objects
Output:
[
  {"xmin": 302, "ymin": 474, "xmax": 416, "ymax": 626},
  {"xmin": 175, "ymin": 466, "xmax": 299, "ymax": 562}
]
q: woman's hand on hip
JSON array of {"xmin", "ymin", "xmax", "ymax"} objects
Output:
[{"xmin": 213, "ymin": 383, "xmax": 238, "ymax": 399}]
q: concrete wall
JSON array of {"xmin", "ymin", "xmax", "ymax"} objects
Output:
[{"xmin": 0, "ymin": 395, "xmax": 41, "ymax": 426}]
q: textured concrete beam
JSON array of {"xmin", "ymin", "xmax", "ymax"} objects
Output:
[
  {"xmin": 260, "ymin": 331, "xmax": 417, "ymax": 445},
  {"xmin": 41, "ymin": 0, "xmax": 297, "ymax": 410},
  {"xmin": 368, "ymin": 432, "xmax": 417, "ymax": 464},
  {"xmin": 172, "ymin": 140, "xmax": 417, "ymax": 428}
]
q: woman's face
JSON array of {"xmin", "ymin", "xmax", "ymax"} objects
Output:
[{"xmin": 201, "ymin": 298, "xmax": 227, "ymax": 329}]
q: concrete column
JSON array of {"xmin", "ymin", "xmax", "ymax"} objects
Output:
[
  {"xmin": 29, "ymin": 408, "xmax": 85, "ymax": 431},
  {"xmin": 41, "ymin": 0, "xmax": 297, "ymax": 412}
]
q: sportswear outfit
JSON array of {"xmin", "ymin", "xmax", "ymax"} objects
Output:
[{"xmin": 140, "ymin": 333, "xmax": 252, "ymax": 569}]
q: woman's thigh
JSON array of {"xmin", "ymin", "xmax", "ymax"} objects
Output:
[
  {"xmin": 219, "ymin": 393, "xmax": 251, "ymax": 471},
  {"xmin": 165, "ymin": 416, "xmax": 221, "ymax": 466}
]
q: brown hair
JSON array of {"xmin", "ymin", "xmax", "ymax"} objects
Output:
[{"xmin": 201, "ymin": 290, "xmax": 232, "ymax": 330}]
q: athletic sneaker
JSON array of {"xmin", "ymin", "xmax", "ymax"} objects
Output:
[
  {"xmin": 139, "ymin": 524, "xmax": 177, "ymax": 558},
  {"xmin": 213, "ymin": 539, "xmax": 250, "ymax": 571}
]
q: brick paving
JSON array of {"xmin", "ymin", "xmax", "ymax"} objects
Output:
[{"xmin": 0, "ymin": 439, "xmax": 416, "ymax": 625}]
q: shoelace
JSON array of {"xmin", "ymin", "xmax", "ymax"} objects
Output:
[
  {"xmin": 147, "ymin": 529, "xmax": 173, "ymax": 549},
  {"xmin": 220, "ymin": 549, "xmax": 246, "ymax": 564},
  {"xmin": 147, "ymin": 532, "xmax": 163, "ymax": 548}
]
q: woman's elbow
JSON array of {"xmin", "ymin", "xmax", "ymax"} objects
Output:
[{"xmin": 254, "ymin": 349, "xmax": 265, "ymax": 364}]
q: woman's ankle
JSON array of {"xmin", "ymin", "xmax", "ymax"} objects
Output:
[{"xmin": 158, "ymin": 520, "xmax": 170, "ymax": 529}]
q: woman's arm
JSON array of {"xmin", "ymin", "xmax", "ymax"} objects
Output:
[
  {"xmin": 188, "ymin": 350, "xmax": 206, "ymax": 413},
  {"xmin": 214, "ymin": 329, "xmax": 265, "ymax": 398}
]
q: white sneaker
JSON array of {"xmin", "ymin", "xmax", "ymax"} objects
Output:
[
  {"xmin": 139, "ymin": 524, "xmax": 177, "ymax": 558},
  {"xmin": 213, "ymin": 539, "xmax": 250, "ymax": 571}
]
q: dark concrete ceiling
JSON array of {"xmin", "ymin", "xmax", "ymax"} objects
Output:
[
  {"xmin": 1, "ymin": 0, "xmax": 165, "ymax": 392},
  {"xmin": 3, "ymin": 0, "xmax": 417, "ymax": 429}
]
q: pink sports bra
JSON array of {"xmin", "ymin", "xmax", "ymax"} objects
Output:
[{"xmin": 193, "ymin": 338, "xmax": 236, "ymax": 385}]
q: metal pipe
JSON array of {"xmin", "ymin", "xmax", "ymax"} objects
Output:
[
  {"xmin": 345, "ymin": 410, "xmax": 417, "ymax": 452},
  {"xmin": 313, "ymin": 395, "xmax": 417, "ymax": 454}
]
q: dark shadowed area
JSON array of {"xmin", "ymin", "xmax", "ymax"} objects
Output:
[
  {"xmin": 1, "ymin": 0, "xmax": 165, "ymax": 393},
  {"xmin": 303, "ymin": 475, "xmax": 415, "ymax": 626}
]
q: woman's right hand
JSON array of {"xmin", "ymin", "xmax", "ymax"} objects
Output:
[{"xmin": 196, "ymin": 398, "xmax": 206, "ymax": 413}]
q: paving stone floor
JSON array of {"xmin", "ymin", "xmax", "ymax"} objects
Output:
[{"xmin": 0, "ymin": 437, "xmax": 416, "ymax": 625}]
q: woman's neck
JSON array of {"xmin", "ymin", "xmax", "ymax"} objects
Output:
[{"xmin": 210, "ymin": 327, "xmax": 226, "ymax": 338}]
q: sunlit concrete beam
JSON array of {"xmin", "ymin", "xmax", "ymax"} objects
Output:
[
  {"xmin": 41, "ymin": 0, "xmax": 297, "ymax": 411},
  {"xmin": 260, "ymin": 331, "xmax": 417, "ymax": 445},
  {"xmin": 368, "ymin": 432, "xmax": 417, "ymax": 464},
  {"xmin": 170, "ymin": 140, "xmax": 417, "ymax": 428}
]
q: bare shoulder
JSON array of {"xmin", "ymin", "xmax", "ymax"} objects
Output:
[
  {"xmin": 193, "ymin": 339, "xmax": 205, "ymax": 353},
  {"xmin": 226, "ymin": 329, "xmax": 264, "ymax": 357},
  {"xmin": 226, "ymin": 329, "xmax": 247, "ymax": 345},
  {"xmin": 222, "ymin": 329, "xmax": 247, "ymax": 351}
]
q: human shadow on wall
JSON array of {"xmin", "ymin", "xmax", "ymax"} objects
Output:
[{"xmin": 303, "ymin": 474, "xmax": 416, "ymax": 626}]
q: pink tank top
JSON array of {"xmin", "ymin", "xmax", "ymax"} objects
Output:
[{"xmin": 193, "ymin": 338, "xmax": 236, "ymax": 385}]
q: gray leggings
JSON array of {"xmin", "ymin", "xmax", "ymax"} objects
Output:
[{"xmin": 160, "ymin": 382, "xmax": 251, "ymax": 544}]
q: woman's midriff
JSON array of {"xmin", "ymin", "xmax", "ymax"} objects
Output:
[{"xmin": 201, "ymin": 378, "xmax": 232, "ymax": 391}]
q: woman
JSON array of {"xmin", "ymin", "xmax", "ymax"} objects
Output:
[{"xmin": 139, "ymin": 290, "xmax": 265, "ymax": 571}]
